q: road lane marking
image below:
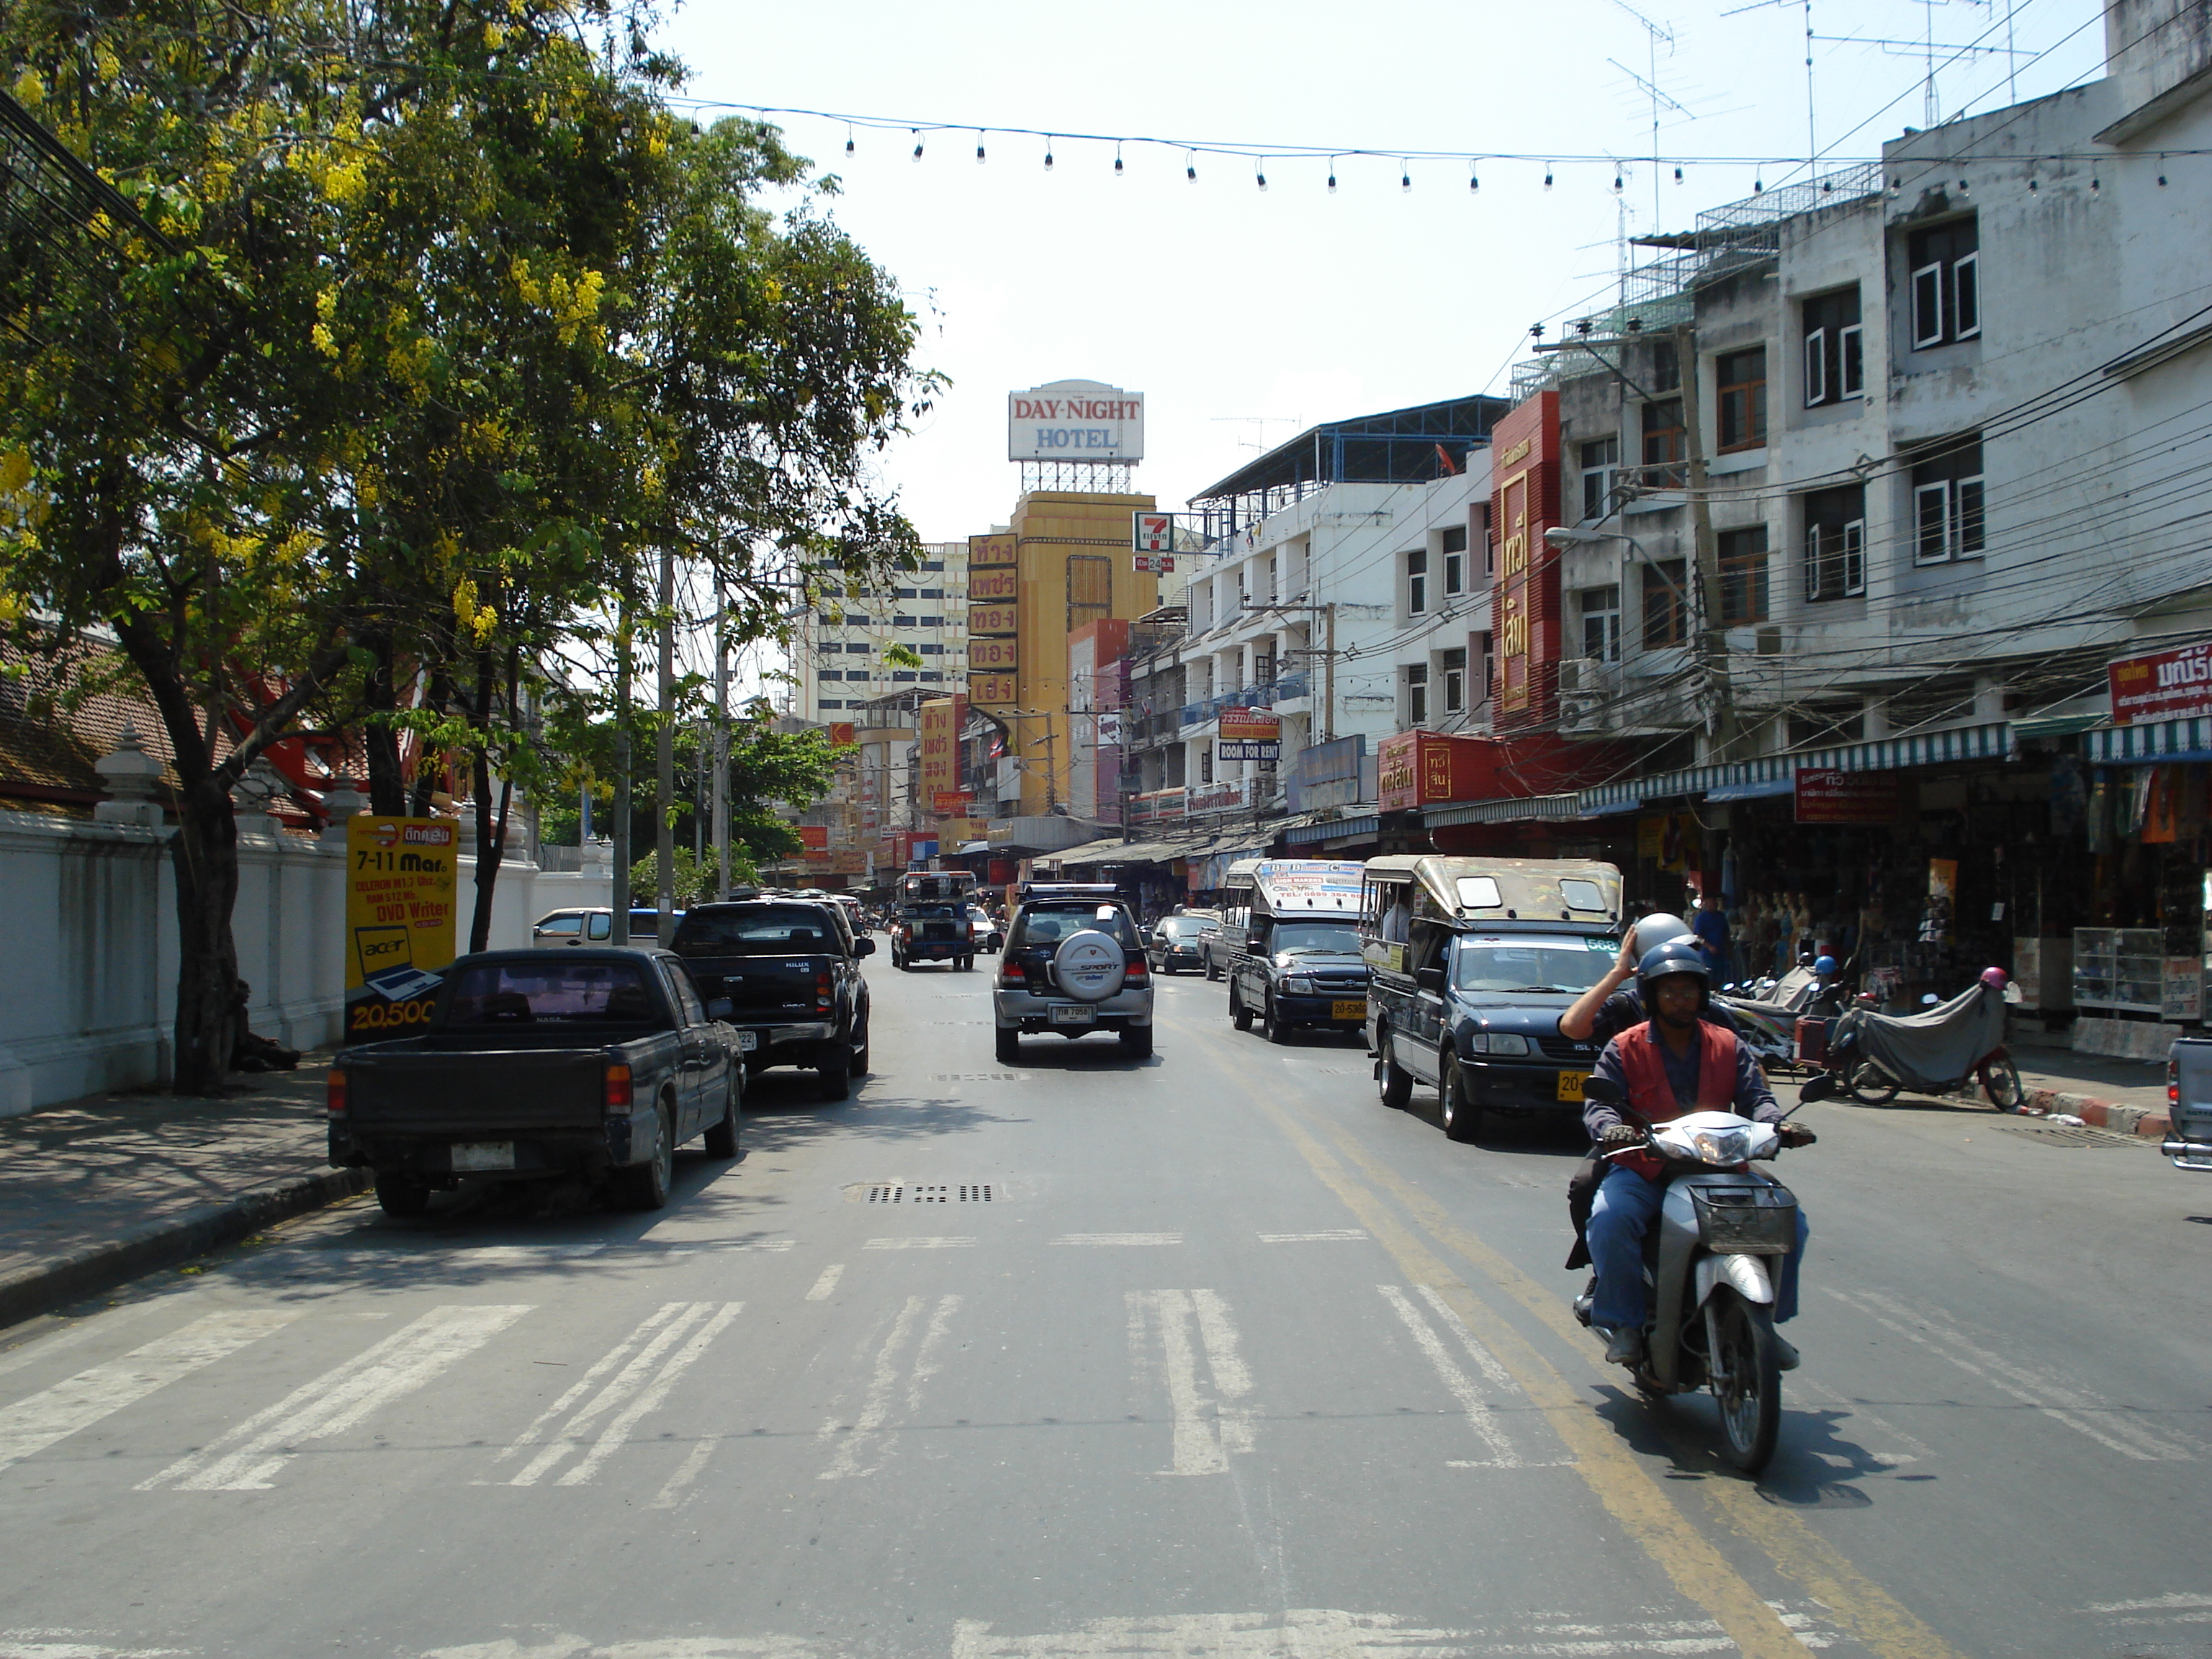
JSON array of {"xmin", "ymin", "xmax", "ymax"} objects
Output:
[
  {"xmin": 557, "ymin": 1303, "xmax": 741, "ymax": 1487},
  {"xmin": 649, "ymin": 1434, "xmax": 721, "ymax": 1510},
  {"xmin": 508, "ymin": 1302, "xmax": 724, "ymax": 1486},
  {"xmin": 141, "ymin": 1304, "xmax": 531, "ymax": 1491},
  {"xmin": 495, "ymin": 1302, "xmax": 688, "ymax": 1473},
  {"xmin": 818, "ymin": 1292, "xmax": 959, "ymax": 1480},
  {"xmin": 907, "ymin": 1293, "xmax": 963, "ymax": 1417},
  {"xmin": 806, "ymin": 1264, "xmax": 845, "ymax": 1301},
  {"xmin": 1830, "ymin": 1286, "xmax": 2198, "ymax": 1462},
  {"xmin": 1051, "ymin": 1233, "xmax": 1182, "ymax": 1246},
  {"xmin": 0, "ymin": 1302, "xmax": 162, "ymax": 1382},
  {"xmin": 861, "ymin": 1236, "xmax": 976, "ymax": 1250},
  {"xmin": 1125, "ymin": 1290, "xmax": 1252, "ymax": 1475},
  {"xmin": 0, "ymin": 1310, "xmax": 301, "ymax": 1475},
  {"xmin": 1190, "ymin": 1289, "xmax": 1255, "ymax": 1457},
  {"xmin": 1256, "ymin": 1229, "xmax": 1368, "ymax": 1243},
  {"xmin": 1235, "ymin": 1080, "xmax": 1964, "ymax": 1659},
  {"xmin": 1376, "ymin": 1285, "xmax": 1521, "ymax": 1467}
]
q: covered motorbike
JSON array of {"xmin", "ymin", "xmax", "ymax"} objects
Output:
[{"xmin": 1829, "ymin": 978, "xmax": 2020, "ymax": 1108}]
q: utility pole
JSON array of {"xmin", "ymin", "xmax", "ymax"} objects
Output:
[
  {"xmin": 611, "ymin": 593, "xmax": 632, "ymax": 945},
  {"xmin": 655, "ymin": 543, "xmax": 676, "ymax": 946},
  {"xmin": 1673, "ymin": 323, "xmax": 1735, "ymax": 757},
  {"xmin": 1323, "ymin": 602, "xmax": 1337, "ymax": 742},
  {"xmin": 712, "ymin": 574, "xmax": 730, "ymax": 902}
]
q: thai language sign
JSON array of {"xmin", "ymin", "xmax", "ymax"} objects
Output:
[
  {"xmin": 343, "ymin": 817, "xmax": 458, "ymax": 1040},
  {"xmin": 2109, "ymin": 641, "xmax": 2212, "ymax": 725},
  {"xmin": 1794, "ymin": 768, "xmax": 1901, "ymax": 825},
  {"xmin": 1217, "ymin": 706, "xmax": 1280, "ymax": 742}
]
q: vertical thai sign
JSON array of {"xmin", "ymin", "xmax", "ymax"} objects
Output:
[
  {"xmin": 343, "ymin": 817, "xmax": 459, "ymax": 1040},
  {"xmin": 967, "ymin": 533, "xmax": 1019, "ymax": 709},
  {"xmin": 918, "ymin": 693, "xmax": 966, "ymax": 825},
  {"xmin": 1491, "ymin": 391, "xmax": 1563, "ymax": 730}
]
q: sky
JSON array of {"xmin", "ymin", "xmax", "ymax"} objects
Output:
[{"xmin": 653, "ymin": 0, "xmax": 2108, "ymax": 676}]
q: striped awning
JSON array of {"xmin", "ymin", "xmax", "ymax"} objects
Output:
[
  {"xmin": 1579, "ymin": 721, "xmax": 2011, "ymax": 812},
  {"xmin": 2085, "ymin": 716, "xmax": 2212, "ymax": 765},
  {"xmin": 1421, "ymin": 793, "xmax": 1583, "ymax": 828},
  {"xmin": 1285, "ymin": 813, "xmax": 1380, "ymax": 845}
]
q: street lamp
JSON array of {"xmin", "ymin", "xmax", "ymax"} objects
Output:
[{"xmin": 1545, "ymin": 523, "xmax": 1691, "ymax": 625}]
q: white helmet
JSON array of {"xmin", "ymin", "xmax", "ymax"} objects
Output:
[{"xmin": 1629, "ymin": 912, "xmax": 1694, "ymax": 956}]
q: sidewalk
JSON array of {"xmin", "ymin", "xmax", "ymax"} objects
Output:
[
  {"xmin": 0, "ymin": 1049, "xmax": 364, "ymax": 1331},
  {"xmin": 1936, "ymin": 1036, "xmax": 2172, "ymax": 1138}
]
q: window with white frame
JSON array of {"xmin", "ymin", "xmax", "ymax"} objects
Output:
[
  {"xmin": 1478, "ymin": 631, "xmax": 1493, "ymax": 703},
  {"xmin": 1266, "ymin": 554, "xmax": 1278, "ymax": 603},
  {"xmin": 1578, "ymin": 585, "xmax": 1621, "ymax": 662},
  {"xmin": 1200, "ymin": 742, "xmax": 1213, "ymax": 784},
  {"xmin": 1802, "ymin": 483, "xmax": 1866, "ymax": 601},
  {"xmin": 1441, "ymin": 525, "xmax": 1467, "ymax": 596},
  {"xmin": 1440, "ymin": 647, "xmax": 1467, "ymax": 714},
  {"xmin": 1580, "ymin": 436, "xmax": 1620, "ymax": 521},
  {"xmin": 1802, "ymin": 287, "xmax": 1864, "ymax": 407},
  {"xmin": 1406, "ymin": 662, "xmax": 1429, "ymax": 726},
  {"xmin": 1907, "ymin": 216, "xmax": 1979, "ymax": 351},
  {"xmin": 1911, "ymin": 436, "xmax": 1984, "ymax": 565},
  {"xmin": 1406, "ymin": 549, "xmax": 1429, "ymax": 616}
]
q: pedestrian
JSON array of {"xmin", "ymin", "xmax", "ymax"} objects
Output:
[{"xmin": 1691, "ymin": 889, "xmax": 1732, "ymax": 984}]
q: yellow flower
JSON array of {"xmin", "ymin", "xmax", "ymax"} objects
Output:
[{"xmin": 12, "ymin": 71, "xmax": 42, "ymax": 108}]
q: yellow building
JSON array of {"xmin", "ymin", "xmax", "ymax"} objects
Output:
[{"xmin": 968, "ymin": 491, "xmax": 1159, "ymax": 819}]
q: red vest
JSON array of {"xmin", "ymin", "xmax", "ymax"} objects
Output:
[{"xmin": 1611, "ymin": 1020, "xmax": 1740, "ymax": 1179}]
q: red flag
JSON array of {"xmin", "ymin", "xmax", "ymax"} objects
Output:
[{"xmin": 1434, "ymin": 444, "xmax": 1460, "ymax": 477}]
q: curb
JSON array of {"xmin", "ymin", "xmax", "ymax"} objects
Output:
[
  {"xmin": 0, "ymin": 1165, "xmax": 371, "ymax": 1333},
  {"xmin": 1936, "ymin": 1078, "xmax": 2172, "ymax": 1138}
]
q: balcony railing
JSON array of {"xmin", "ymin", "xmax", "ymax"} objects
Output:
[{"xmin": 1175, "ymin": 675, "xmax": 1313, "ymax": 728}]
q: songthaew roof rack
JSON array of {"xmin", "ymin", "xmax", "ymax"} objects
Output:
[{"xmin": 1017, "ymin": 881, "xmax": 1120, "ymax": 902}]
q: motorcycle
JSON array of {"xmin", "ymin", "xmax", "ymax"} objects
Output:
[
  {"xmin": 1573, "ymin": 1072, "xmax": 1831, "ymax": 1473},
  {"xmin": 1827, "ymin": 972, "xmax": 2023, "ymax": 1110}
]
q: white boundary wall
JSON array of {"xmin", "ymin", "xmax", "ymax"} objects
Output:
[{"xmin": 0, "ymin": 809, "xmax": 616, "ymax": 1116}]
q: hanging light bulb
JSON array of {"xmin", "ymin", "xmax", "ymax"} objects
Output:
[
  {"xmin": 2028, "ymin": 176, "xmax": 2039, "ymax": 196},
  {"xmin": 1401, "ymin": 161, "xmax": 1412, "ymax": 192},
  {"xmin": 912, "ymin": 130, "xmax": 923, "ymax": 162},
  {"xmin": 1612, "ymin": 171, "xmax": 1624, "ymax": 193},
  {"xmin": 1256, "ymin": 159, "xmax": 1268, "ymax": 191},
  {"xmin": 1468, "ymin": 164, "xmax": 1480, "ymax": 193},
  {"xmin": 1327, "ymin": 168, "xmax": 1337, "ymax": 193},
  {"xmin": 1821, "ymin": 178, "xmax": 1833, "ymax": 193},
  {"xmin": 1186, "ymin": 150, "xmax": 1197, "ymax": 182},
  {"xmin": 2090, "ymin": 175, "xmax": 2101, "ymax": 194},
  {"xmin": 976, "ymin": 131, "xmax": 986, "ymax": 164},
  {"xmin": 1543, "ymin": 163, "xmax": 1554, "ymax": 189},
  {"xmin": 1887, "ymin": 176, "xmax": 1902, "ymax": 198},
  {"xmin": 1044, "ymin": 138, "xmax": 1054, "ymax": 171},
  {"xmin": 1753, "ymin": 176, "xmax": 1763, "ymax": 193},
  {"xmin": 1115, "ymin": 144, "xmax": 1125, "ymax": 176},
  {"xmin": 1957, "ymin": 176, "xmax": 1970, "ymax": 194},
  {"xmin": 845, "ymin": 126, "xmax": 855, "ymax": 156},
  {"xmin": 1673, "ymin": 165, "xmax": 1683, "ymax": 184},
  {"xmin": 2158, "ymin": 171, "xmax": 2170, "ymax": 186}
]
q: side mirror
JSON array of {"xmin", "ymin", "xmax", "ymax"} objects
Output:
[
  {"xmin": 1798, "ymin": 1072, "xmax": 1840, "ymax": 1105},
  {"xmin": 854, "ymin": 937, "xmax": 876, "ymax": 958},
  {"xmin": 706, "ymin": 997, "xmax": 734, "ymax": 1020},
  {"xmin": 1581, "ymin": 1075, "xmax": 1625, "ymax": 1107},
  {"xmin": 1416, "ymin": 966, "xmax": 1446, "ymax": 993}
]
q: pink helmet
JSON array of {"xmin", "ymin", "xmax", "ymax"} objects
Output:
[{"xmin": 1979, "ymin": 966, "xmax": 2009, "ymax": 989}]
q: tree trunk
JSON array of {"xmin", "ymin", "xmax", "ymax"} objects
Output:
[
  {"xmin": 170, "ymin": 771, "xmax": 244, "ymax": 1094},
  {"xmin": 361, "ymin": 627, "xmax": 407, "ymax": 817},
  {"xmin": 467, "ymin": 651, "xmax": 502, "ymax": 953}
]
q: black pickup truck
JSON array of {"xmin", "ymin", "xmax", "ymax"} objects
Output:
[
  {"xmin": 670, "ymin": 899, "xmax": 873, "ymax": 1101},
  {"xmin": 328, "ymin": 947, "xmax": 745, "ymax": 1217}
]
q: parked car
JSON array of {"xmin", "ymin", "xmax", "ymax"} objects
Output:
[
  {"xmin": 1224, "ymin": 861, "xmax": 1369, "ymax": 1042},
  {"xmin": 328, "ymin": 947, "xmax": 745, "ymax": 1216},
  {"xmin": 993, "ymin": 882, "xmax": 1154, "ymax": 1061},
  {"xmin": 532, "ymin": 907, "xmax": 614, "ymax": 948},
  {"xmin": 969, "ymin": 904, "xmax": 1005, "ymax": 955},
  {"xmin": 1147, "ymin": 912, "xmax": 1214, "ymax": 975},
  {"xmin": 670, "ymin": 898, "xmax": 873, "ymax": 1100},
  {"xmin": 1360, "ymin": 855, "xmax": 1622, "ymax": 1141}
]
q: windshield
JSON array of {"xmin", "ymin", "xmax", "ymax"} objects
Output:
[
  {"xmin": 1156, "ymin": 917, "xmax": 1208, "ymax": 939},
  {"xmin": 1452, "ymin": 937, "xmax": 1617, "ymax": 994},
  {"xmin": 444, "ymin": 961, "xmax": 662, "ymax": 1026},
  {"xmin": 1012, "ymin": 905, "xmax": 1141, "ymax": 949},
  {"xmin": 1272, "ymin": 922, "xmax": 1360, "ymax": 956},
  {"xmin": 672, "ymin": 905, "xmax": 840, "ymax": 955}
]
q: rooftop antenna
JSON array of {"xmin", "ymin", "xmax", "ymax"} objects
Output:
[
  {"xmin": 1722, "ymin": 0, "xmax": 1816, "ymax": 176},
  {"xmin": 1608, "ymin": 0, "xmax": 1678, "ymax": 233}
]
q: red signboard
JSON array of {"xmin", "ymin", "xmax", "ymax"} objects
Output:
[
  {"xmin": 1794, "ymin": 769, "xmax": 1901, "ymax": 825},
  {"xmin": 1376, "ymin": 729, "xmax": 1616, "ymax": 811},
  {"xmin": 827, "ymin": 722, "xmax": 855, "ymax": 745},
  {"xmin": 799, "ymin": 824, "xmax": 830, "ymax": 850},
  {"xmin": 2109, "ymin": 641, "xmax": 2212, "ymax": 725},
  {"xmin": 1217, "ymin": 706, "xmax": 1280, "ymax": 742},
  {"xmin": 933, "ymin": 789, "xmax": 974, "ymax": 817},
  {"xmin": 1490, "ymin": 392, "xmax": 1563, "ymax": 731}
]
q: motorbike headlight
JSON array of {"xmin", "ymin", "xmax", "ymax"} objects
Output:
[
  {"xmin": 1485, "ymin": 1032, "xmax": 1529, "ymax": 1056},
  {"xmin": 1285, "ymin": 976, "xmax": 1316, "ymax": 995},
  {"xmin": 1691, "ymin": 1126, "xmax": 1754, "ymax": 1165}
]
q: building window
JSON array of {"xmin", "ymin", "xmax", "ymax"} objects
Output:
[
  {"xmin": 1719, "ymin": 526, "xmax": 1770, "ymax": 624},
  {"xmin": 921, "ymin": 560, "xmax": 943, "ymax": 572},
  {"xmin": 1266, "ymin": 555, "xmax": 1278, "ymax": 603},
  {"xmin": 817, "ymin": 670, "xmax": 843, "ymax": 682},
  {"xmin": 1912, "ymin": 436, "xmax": 1985, "ymax": 564},
  {"xmin": 1440, "ymin": 647, "xmax": 1467, "ymax": 714},
  {"xmin": 1441, "ymin": 525, "xmax": 1467, "ymax": 595},
  {"xmin": 1406, "ymin": 662, "xmax": 1429, "ymax": 726},
  {"xmin": 918, "ymin": 642, "xmax": 943, "ymax": 655},
  {"xmin": 1406, "ymin": 549, "xmax": 1428, "ymax": 616},
  {"xmin": 1478, "ymin": 503, "xmax": 1495, "ymax": 577},
  {"xmin": 1478, "ymin": 631, "xmax": 1493, "ymax": 703},
  {"xmin": 1802, "ymin": 483, "xmax": 1866, "ymax": 601},
  {"xmin": 920, "ymin": 671, "xmax": 944, "ymax": 683},
  {"xmin": 920, "ymin": 588, "xmax": 943, "ymax": 601},
  {"xmin": 1067, "ymin": 553, "xmax": 1112, "ymax": 634},
  {"xmin": 1200, "ymin": 742, "xmax": 1213, "ymax": 785},
  {"xmin": 1907, "ymin": 215, "xmax": 1979, "ymax": 350},
  {"xmin": 1716, "ymin": 348, "xmax": 1768, "ymax": 451},
  {"xmin": 892, "ymin": 670, "xmax": 918, "ymax": 683},
  {"xmin": 1580, "ymin": 436, "xmax": 1620, "ymax": 521},
  {"xmin": 1802, "ymin": 287, "xmax": 1863, "ymax": 406},
  {"xmin": 1578, "ymin": 585, "xmax": 1621, "ymax": 662},
  {"xmin": 845, "ymin": 642, "xmax": 869, "ymax": 654},
  {"xmin": 1642, "ymin": 398, "xmax": 1686, "ymax": 488},
  {"xmin": 817, "ymin": 698, "xmax": 844, "ymax": 709},
  {"xmin": 1644, "ymin": 559, "xmax": 1689, "ymax": 648},
  {"xmin": 894, "ymin": 588, "xmax": 917, "ymax": 599},
  {"xmin": 893, "ymin": 613, "xmax": 915, "ymax": 627}
]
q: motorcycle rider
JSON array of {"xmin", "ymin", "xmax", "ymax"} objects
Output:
[
  {"xmin": 1559, "ymin": 912, "xmax": 1741, "ymax": 1045},
  {"xmin": 1585, "ymin": 940, "xmax": 1815, "ymax": 1370}
]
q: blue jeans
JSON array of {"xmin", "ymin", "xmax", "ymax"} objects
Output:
[{"xmin": 1587, "ymin": 1164, "xmax": 1807, "ymax": 1331}]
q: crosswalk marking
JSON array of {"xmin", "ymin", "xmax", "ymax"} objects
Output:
[
  {"xmin": 862, "ymin": 1236, "xmax": 976, "ymax": 1250},
  {"xmin": 649, "ymin": 1434, "xmax": 721, "ymax": 1510},
  {"xmin": 1126, "ymin": 1290, "xmax": 1254, "ymax": 1475},
  {"xmin": 0, "ymin": 1310, "xmax": 301, "ymax": 1475},
  {"xmin": 505, "ymin": 1301, "xmax": 741, "ymax": 1488},
  {"xmin": 1053, "ymin": 1233, "xmax": 1182, "ymax": 1246},
  {"xmin": 819, "ymin": 1292, "xmax": 961, "ymax": 1480},
  {"xmin": 806, "ymin": 1264, "xmax": 845, "ymax": 1300},
  {"xmin": 140, "ymin": 1304, "xmax": 531, "ymax": 1491},
  {"xmin": 1377, "ymin": 1285, "xmax": 1519, "ymax": 1467},
  {"xmin": 1256, "ymin": 1230, "xmax": 1367, "ymax": 1243}
]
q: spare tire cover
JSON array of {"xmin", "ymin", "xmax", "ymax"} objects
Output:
[{"xmin": 1053, "ymin": 930, "xmax": 1127, "ymax": 1002}]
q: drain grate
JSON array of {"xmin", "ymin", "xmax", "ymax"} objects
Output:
[
  {"xmin": 861, "ymin": 1181, "xmax": 994, "ymax": 1203},
  {"xmin": 1996, "ymin": 1121, "xmax": 2141, "ymax": 1149}
]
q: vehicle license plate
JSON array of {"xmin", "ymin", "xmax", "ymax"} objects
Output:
[
  {"xmin": 451, "ymin": 1141, "xmax": 515, "ymax": 1172},
  {"xmin": 1332, "ymin": 999, "xmax": 1366, "ymax": 1020},
  {"xmin": 737, "ymin": 1030, "xmax": 760, "ymax": 1051},
  {"xmin": 1555, "ymin": 1071, "xmax": 1590, "ymax": 1103},
  {"xmin": 1049, "ymin": 1004, "xmax": 1096, "ymax": 1025}
]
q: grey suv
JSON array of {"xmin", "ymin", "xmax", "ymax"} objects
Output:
[{"xmin": 992, "ymin": 884, "xmax": 1154, "ymax": 1061}]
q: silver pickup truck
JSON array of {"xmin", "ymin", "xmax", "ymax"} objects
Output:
[{"xmin": 2167, "ymin": 1037, "xmax": 2212, "ymax": 1171}]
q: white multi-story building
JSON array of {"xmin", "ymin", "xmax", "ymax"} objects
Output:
[{"xmin": 790, "ymin": 541, "xmax": 970, "ymax": 721}]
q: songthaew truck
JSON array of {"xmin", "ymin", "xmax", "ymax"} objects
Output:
[
  {"xmin": 891, "ymin": 870, "xmax": 979, "ymax": 971},
  {"xmin": 1360, "ymin": 855, "xmax": 1624, "ymax": 1141},
  {"xmin": 1224, "ymin": 859, "xmax": 1370, "ymax": 1043}
]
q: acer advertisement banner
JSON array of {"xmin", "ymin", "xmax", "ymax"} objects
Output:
[
  {"xmin": 343, "ymin": 817, "xmax": 458, "ymax": 1041},
  {"xmin": 1490, "ymin": 392, "xmax": 1563, "ymax": 731},
  {"xmin": 2109, "ymin": 640, "xmax": 2212, "ymax": 725}
]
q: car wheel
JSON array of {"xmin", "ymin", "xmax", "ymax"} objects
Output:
[
  {"xmin": 1120, "ymin": 1025, "xmax": 1154, "ymax": 1058},
  {"xmin": 1376, "ymin": 1028, "xmax": 1413, "ymax": 1110},
  {"xmin": 1204, "ymin": 958, "xmax": 1220, "ymax": 982},
  {"xmin": 702, "ymin": 1078, "xmax": 740, "ymax": 1158},
  {"xmin": 374, "ymin": 1172, "xmax": 433, "ymax": 1219},
  {"xmin": 616, "ymin": 1103, "xmax": 674, "ymax": 1210},
  {"xmin": 817, "ymin": 1047, "xmax": 853, "ymax": 1101},
  {"xmin": 850, "ymin": 1017, "xmax": 871, "ymax": 1077},
  {"xmin": 994, "ymin": 1026, "xmax": 1020, "ymax": 1064},
  {"xmin": 1231, "ymin": 986, "xmax": 1254, "ymax": 1031},
  {"xmin": 1262, "ymin": 994, "xmax": 1292, "ymax": 1046},
  {"xmin": 1439, "ymin": 1052, "xmax": 1480, "ymax": 1143}
]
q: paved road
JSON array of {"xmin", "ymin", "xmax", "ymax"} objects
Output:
[{"xmin": 2, "ymin": 961, "xmax": 2209, "ymax": 1658}]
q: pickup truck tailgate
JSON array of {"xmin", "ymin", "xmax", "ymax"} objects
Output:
[
  {"xmin": 683, "ymin": 956, "xmax": 824, "ymax": 1018},
  {"xmin": 346, "ymin": 1048, "xmax": 606, "ymax": 1136}
]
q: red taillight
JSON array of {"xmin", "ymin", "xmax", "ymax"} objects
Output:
[
  {"xmin": 604, "ymin": 1063, "xmax": 634, "ymax": 1110},
  {"xmin": 325, "ymin": 1069, "xmax": 347, "ymax": 1119},
  {"xmin": 816, "ymin": 971, "xmax": 833, "ymax": 1010},
  {"xmin": 999, "ymin": 961, "xmax": 1025, "ymax": 989},
  {"xmin": 2170, "ymin": 1058, "xmax": 2180, "ymax": 1109},
  {"xmin": 1123, "ymin": 956, "xmax": 1149, "ymax": 988}
]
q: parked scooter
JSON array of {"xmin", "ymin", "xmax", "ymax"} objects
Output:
[
  {"xmin": 1572, "ymin": 1072, "xmax": 1830, "ymax": 1474},
  {"xmin": 1827, "ymin": 968, "xmax": 2023, "ymax": 1109}
]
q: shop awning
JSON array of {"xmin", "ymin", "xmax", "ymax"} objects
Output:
[
  {"xmin": 1285, "ymin": 813, "xmax": 1379, "ymax": 845},
  {"xmin": 2009, "ymin": 710, "xmax": 2108, "ymax": 741},
  {"xmin": 1422, "ymin": 793, "xmax": 1583, "ymax": 828},
  {"xmin": 1579, "ymin": 722, "xmax": 2010, "ymax": 813},
  {"xmin": 2085, "ymin": 715, "xmax": 2212, "ymax": 765},
  {"xmin": 1704, "ymin": 778, "xmax": 1795, "ymax": 802}
]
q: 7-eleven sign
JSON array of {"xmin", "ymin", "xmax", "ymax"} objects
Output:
[{"xmin": 1132, "ymin": 511, "xmax": 1174, "ymax": 552}]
